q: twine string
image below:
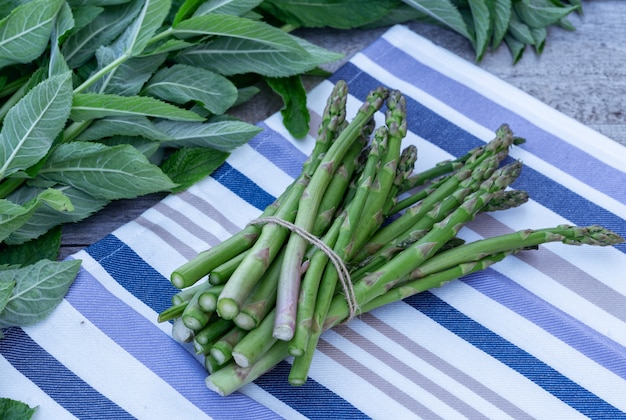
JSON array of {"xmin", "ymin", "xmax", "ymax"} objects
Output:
[{"xmin": 248, "ymin": 216, "xmax": 359, "ymax": 321}]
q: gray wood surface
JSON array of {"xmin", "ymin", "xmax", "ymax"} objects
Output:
[{"xmin": 58, "ymin": 1, "xmax": 626, "ymax": 260}]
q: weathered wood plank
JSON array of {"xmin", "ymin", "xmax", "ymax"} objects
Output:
[{"xmin": 60, "ymin": 1, "xmax": 626, "ymax": 260}]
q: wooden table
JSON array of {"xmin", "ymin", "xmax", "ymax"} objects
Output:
[{"xmin": 59, "ymin": 1, "xmax": 626, "ymax": 260}]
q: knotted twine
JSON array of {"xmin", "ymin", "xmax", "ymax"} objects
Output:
[{"xmin": 248, "ymin": 216, "xmax": 360, "ymax": 322}]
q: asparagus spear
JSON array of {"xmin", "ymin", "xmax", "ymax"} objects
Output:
[{"xmin": 274, "ymin": 86, "xmax": 389, "ymax": 341}]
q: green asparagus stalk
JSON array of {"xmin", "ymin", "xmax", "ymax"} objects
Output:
[
  {"xmin": 210, "ymin": 327, "xmax": 248, "ymax": 366},
  {"xmin": 198, "ymin": 285, "xmax": 225, "ymax": 313},
  {"xmin": 208, "ymin": 253, "xmax": 248, "ymax": 285},
  {"xmin": 382, "ymin": 144, "xmax": 418, "ymax": 217},
  {"xmin": 232, "ymin": 308, "xmax": 278, "ymax": 368},
  {"xmin": 275, "ymin": 86, "xmax": 389, "ymax": 341}
]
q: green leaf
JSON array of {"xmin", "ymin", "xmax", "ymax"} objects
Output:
[
  {"xmin": 176, "ymin": 30, "xmax": 342, "ymax": 77},
  {"xmin": 266, "ymin": 76, "xmax": 310, "ymax": 139},
  {"xmin": 61, "ymin": 0, "xmax": 142, "ymax": 68},
  {"xmin": 259, "ymin": 0, "xmax": 400, "ymax": 29},
  {"xmin": 507, "ymin": 9, "xmax": 535, "ymax": 45},
  {"xmin": 91, "ymin": 47, "xmax": 167, "ymax": 95},
  {"xmin": 0, "ymin": 188, "xmax": 73, "ymax": 243},
  {"xmin": 0, "ymin": 259, "xmax": 81, "ymax": 328},
  {"xmin": 402, "ymin": 0, "xmax": 472, "ymax": 39},
  {"xmin": 68, "ymin": 0, "xmax": 133, "ymax": 5},
  {"xmin": 99, "ymin": 135, "xmax": 161, "ymax": 159},
  {"xmin": 0, "ymin": 398, "xmax": 37, "ymax": 420},
  {"xmin": 504, "ymin": 33, "xmax": 525, "ymax": 63},
  {"xmin": 172, "ymin": 14, "xmax": 303, "ymax": 52},
  {"xmin": 143, "ymin": 64, "xmax": 238, "ymax": 114},
  {"xmin": 172, "ymin": 0, "xmax": 205, "ymax": 24},
  {"xmin": 491, "ymin": 0, "xmax": 511, "ymax": 48},
  {"xmin": 4, "ymin": 185, "xmax": 109, "ymax": 245},
  {"xmin": 71, "ymin": 92, "xmax": 205, "ymax": 121},
  {"xmin": 467, "ymin": 0, "xmax": 491, "ymax": 61},
  {"xmin": 156, "ymin": 120, "xmax": 262, "ymax": 151},
  {"xmin": 193, "ymin": 0, "xmax": 263, "ymax": 17},
  {"xmin": 120, "ymin": 0, "xmax": 172, "ymax": 56},
  {"xmin": 160, "ymin": 147, "xmax": 229, "ymax": 192},
  {"xmin": 39, "ymin": 141, "xmax": 177, "ymax": 199},
  {"xmin": 514, "ymin": 0, "xmax": 578, "ymax": 29},
  {"xmin": 0, "ymin": 281, "xmax": 15, "ymax": 314},
  {"xmin": 0, "ymin": 0, "xmax": 64, "ymax": 70},
  {"xmin": 0, "ymin": 226, "xmax": 62, "ymax": 264},
  {"xmin": 530, "ymin": 26, "xmax": 546, "ymax": 54},
  {"xmin": 77, "ymin": 115, "xmax": 173, "ymax": 141},
  {"xmin": 0, "ymin": 71, "xmax": 73, "ymax": 179},
  {"xmin": 48, "ymin": 2, "xmax": 73, "ymax": 77}
]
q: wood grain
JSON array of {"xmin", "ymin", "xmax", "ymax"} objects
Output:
[{"xmin": 59, "ymin": 1, "xmax": 626, "ymax": 260}]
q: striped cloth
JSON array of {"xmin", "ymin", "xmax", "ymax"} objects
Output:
[{"xmin": 3, "ymin": 25, "xmax": 626, "ymax": 419}]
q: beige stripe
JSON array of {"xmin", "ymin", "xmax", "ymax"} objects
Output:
[
  {"xmin": 360, "ymin": 312, "xmax": 534, "ymax": 419},
  {"xmin": 176, "ymin": 190, "xmax": 243, "ymax": 235},
  {"xmin": 317, "ymin": 337, "xmax": 443, "ymax": 419},
  {"xmin": 332, "ymin": 323, "xmax": 490, "ymax": 419},
  {"xmin": 134, "ymin": 216, "xmax": 198, "ymax": 260}
]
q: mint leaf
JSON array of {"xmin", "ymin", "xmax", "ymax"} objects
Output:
[
  {"xmin": 160, "ymin": 147, "xmax": 229, "ymax": 193},
  {"xmin": 0, "ymin": 259, "xmax": 81, "ymax": 328},
  {"xmin": 266, "ymin": 76, "xmax": 310, "ymax": 139},
  {"xmin": 0, "ymin": 72, "xmax": 73, "ymax": 179},
  {"xmin": 156, "ymin": 120, "xmax": 262, "ymax": 151},
  {"xmin": 0, "ymin": 281, "xmax": 15, "ymax": 314},
  {"xmin": 193, "ymin": 0, "xmax": 263, "ymax": 17},
  {"xmin": 76, "ymin": 116, "xmax": 173, "ymax": 141},
  {"xmin": 401, "ymin": 0, "xmax": 472, "ymax": 39},
  {"xmin": 71, "ymin": 92, "xmax": 205, "ymax": 121},
  {"xmin": 143, "ymin": 64, "xmax": 238, "ymax": 114},
  {"xmin": 121, "ymin": 0, "xmax": 171, "ymax": 56},
  {"xmin": 0, "ymin": 188, "xmax": 73, "ymax": 243},
  {"xmin": 0, "ymin": 0, "xmax": 64, "ymax": 70},
  {"xmin": 260, "ymin": 0, "xmax": 400, "ymax": 29},
  {"xmin": 0, "ymin": 227, "xmax": 62, "ymax": 265},
  {"xmin": 39, "ymin": 141, "xmax": 177, "ymax": 200},
  {"xmin": 0, "ymin": 398, "xmax": 37, "ymax": 420}
]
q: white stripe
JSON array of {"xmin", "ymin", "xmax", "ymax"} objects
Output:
[
  {"xmin": 382, "ymin": 25, "xmax": 626, "ymax": 173},
  {"xmin": 0, "ymin": 356, "xmax": 77, "ymax": 420},
  {"xmin": 22, "ymin": 301, "xmax": 212, "ymax": 419},
  {"xmin": 240, "ymin": 384, "xmax": 308, "ymax": 420},
  {"xmin": 458, "ymin": 225, "xmax": 626, "ymax": 349},
  {"xmin": 370, "ymin": 302, "xmax": 585, "ymax": 419},
  {"xmin": 322, "ymin": 327, "xmax": 467, "ymax": 419},
  {"xmin": 349, "ymin": 52, "xmax": 626, "ymax": 221},
  {"xmin": 345, "ymin": 318, "xmax": 515, "ymax": 419},
  {"xmin": 433, "ymin": 280, "xmax": 626, "ymax": 412},
  {"xmin": 300, "ymin": 347, "xmax": 417, "ymax": 419}
]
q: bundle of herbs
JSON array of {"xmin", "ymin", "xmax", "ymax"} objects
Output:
[{"xmin": 160, "ymin": 81, "xmax": 623, "ymax": 395}]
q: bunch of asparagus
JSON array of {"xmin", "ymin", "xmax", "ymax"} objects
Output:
[{"xmin": 158, "ymin": 81, "xmax": 624, "ymax": 396}]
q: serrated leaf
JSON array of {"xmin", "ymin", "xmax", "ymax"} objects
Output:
[
  {"xmin": 156, "ymin": 120, "xmax": 262, "ymax": 151},
  {"xmin": 99, "ymin": 135, "xmax": 161, "ymax": 159},
  {"xmin": 504, "ymin": 33, "xmax": 525, "ymax": 63},
  {"xmin": 71, "ymin": 92, "xmax": 205, "ymax": 121},
  {"xmin": 120, "ymin": 0, "xmax": 171, "ymax": 56},
  {"xmin": 61, "ymin": 0, "xmax": 142, "ymax": 68},
  {"xmin": 402, "ymin": 0, "xmax": 472, "ymax": 39},
  {"xmin": 0, "ymin": 0, "xmax": 64, "ymax": 70},
  {"xmin": 507, "ymin": 10, "xmax": 535, "ymax": 45},
  {"xmin": 467, "ymin": 0, "xmax": 491, "ymax": 61},
  {"xmin": 0, "ymin": 72, "xmax": 73, "ymax": 179},
  {"xmin": 140, "ymin": 38, "xmax": 195, "ymax": 56},
  {"xmin": 0, "ymin": 281, "xmax": 15, "ymax": 314},
  {"xmin": 48, "ymin": 2, "xmax": 73, "ymax": 77},
  {"xmin": 514, "ymin": 0, "xmax": 578, "ymax": 29},
  {"xmin": 4, "ymin": 185, "xmax": 108, "ymax": 245},
  {"xmin": 176, "ymin": 31, "xmax": 343, "ymax": 77},
  {"xmin": 172, "ymin": 0, "xmax": 204, "ymax": 24},
  {"xmin": 0, "ymin": 397, "xmax": 37, "ymax": 420},
  {"xmin": 266, "ymin": 76, "xmax": 309, "ymax": 139},
  {"xmin": 0, "ymin": 259, "xmax": 81, "ymax": 328},
  {"xmin": 0, "ymin": 188, "xmax": 73, "ymax": 244},
  {"xmin": 143, "ymin": 64, "xmax": 238, "ymax": 114},
  {"xmin": 172, "ymin": 13, "xmax": 303, "ymax": 52},
  {"xmin": 39, "ymin": 141, "xmax": 177, "ymax": 199},
  {"xmin": 91, "ymin": 47, "xmax": 167, "ymax": 95},
  {"xmin": 160, "ymin": 147, "xmax": 229, "ymax": 192},
  {"xmin": 491, "ymin": 0, "xmax": 511, "ymax": 48},
  {"xmin": 0, "ymin": 226, "xmax": 62, "ymax": 265},
  {"xmin": 68, "ymin": 0, "xmax": 132, "ymax": 5},
  {"xmin": 76, "ymin": 115, "xmax": 173, "ymax": 141},
  {"xmin": 193, "ymin": 0, "xmax": 263, "ymax": 17},
  {"xmin": 260, "ymin": 0, "xmax": 399, "ymax": 29}
]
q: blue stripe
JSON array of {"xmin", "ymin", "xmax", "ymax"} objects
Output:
[
  {"xmin": 211, "ymin": 162, "xmax": 277, "ymax": 211},
  {"xmin": 467, "ymin": 269, "xmax": 626, "ymax": 380},
  {"xmin": 329, "ymin": 67, "xmax": 626, "ymax": 254},
  {"xmin": 361, "ymin": 38, "xmax": 626, "ymax": 204},
  {"xmin": 251, "ymin": 122, "xmax": 307, "ymax": 179},
  {"xmin": 86, "ymin": 235, "xmax": 363, "ymax": 418},
  {"xmin": 406, "ymin": 292, "xmax": 626, "ymax": 418},
  {"xmin": 254, "ymin": 361, "xmax": 369, "ymax": 419},
  {"xmin": 0, "ymin": 327, "xmax": 134, "ymax": 419}
]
